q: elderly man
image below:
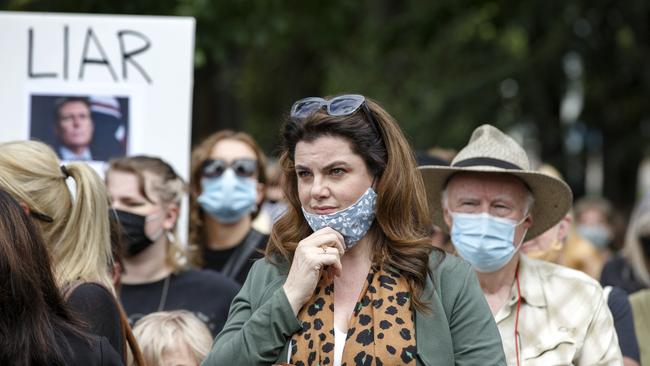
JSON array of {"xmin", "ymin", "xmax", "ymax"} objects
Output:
[
  {"xmin": 420, "ymin": 125, "xmax": 622, "ymax": 365},
  {"xmin": 55, "ymin": 97, "xmax": 95, "ymax": 161}
]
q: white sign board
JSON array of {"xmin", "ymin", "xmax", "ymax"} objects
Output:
[{"xmin": 0, "ymin": 11, "xmax": 195, "ymax": 241}]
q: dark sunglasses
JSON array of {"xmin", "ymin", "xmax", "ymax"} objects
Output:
[
  {"xmin": 290, "ymin": 94, "xmax": 383, "ymax": 138},
  {"xmin": 201, "ymin": 158, "xmax": 257, "ymax": 178}
]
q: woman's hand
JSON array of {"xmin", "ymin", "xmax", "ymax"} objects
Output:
[{"xmin": 283, "ymin": 227, "xmax": 345, "ymax": 315}]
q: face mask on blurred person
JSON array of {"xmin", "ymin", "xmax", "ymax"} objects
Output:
[
  {"xmin": 638, "ymin": 235, "xmax": 650, "ymax": 258},
  {"xmin": 576, "ymin": 224, "xmax": 611, "ymax": 249},
  {"xmin": 525, "ymin": 239, "xmax": 563, "ymax": 262},
  {"xmin": 197, "ymin": 169, "xmax": 257, "ymax": 223},
  {"xmin": 114, "ymin": 209, "xmax": 164, "ymax": 257},
  {"xmin": 302, "ymin": 187, "xmax": 377, "ymax": 250},
  {"xmin": 450, "ymin": 212, "xmax": 528, "ymax": 273}
]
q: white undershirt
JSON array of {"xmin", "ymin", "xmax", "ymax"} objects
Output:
[
  {"xmin": 333, "ymin": 326, "xmax": 347, "ymax": 366},
  {"xmin": 286, "ymin": 327, "xmax": 347, "ymax": 365}
]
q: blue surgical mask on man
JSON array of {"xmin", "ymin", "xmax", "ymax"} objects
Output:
[
  {"xmin": 197, "ymin": 169, "xmax": 257, "ymax": 223},
  {"xmin": 302, "ymin": 187, "xmax": 377, "ymax": 250},
  {"xmin": 450, "ymin": 212, "xmax": 528, "ymax": 273}
]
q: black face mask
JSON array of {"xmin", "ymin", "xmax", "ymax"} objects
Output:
[
  {"xmin": 639, "ymin": 235, "xmax": 650, "ymax": 258},
  {"xmin": 114, "ymin": 209, "xmax": 155, "ymax": 257}
]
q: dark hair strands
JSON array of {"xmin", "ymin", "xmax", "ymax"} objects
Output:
[{"xmin": 0, "ymin": 189, "xmax": 89, "ymax": 365}]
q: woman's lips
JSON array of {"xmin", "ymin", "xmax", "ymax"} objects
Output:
[{"xmin": 311, "ymin": 206, "xmax": 338, "ymax": 215}]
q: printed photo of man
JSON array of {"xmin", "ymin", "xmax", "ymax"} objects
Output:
[{"xmin": 55, "ymin": 97, "xmax": 95, "ymax": 160}]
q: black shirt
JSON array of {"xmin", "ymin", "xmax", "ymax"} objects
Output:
[
  {"xmin": 601, "ymin": 255, "xmax": 647, "ymax": 294},
  {"xmin": 67, "ymin": 283, "xmax": 124, "ymax": 360},
  {"xmin": 59, "ymin": 328, "xmax": 124, "ymax": 366},
  {"xmin": 202, "ymin": 228, "xmax": 269, "ymax": 285},
  {"xmin": 120, "ymin": 269, "xmax": 240, "ymax": 335}
]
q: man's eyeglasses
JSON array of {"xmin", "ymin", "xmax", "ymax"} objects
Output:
[
  {"xmin": 201, "ymin": 159, "xmax": 257, "ymax": 178},
  {"xmin": 290, "ymin": 94, "xmax": 383, "ymax": 138}
]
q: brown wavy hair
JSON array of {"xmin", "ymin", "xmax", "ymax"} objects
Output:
[
  {"xmin": 189, "ymin": 130, "xmax": 267, "ymax": 265},
  {"xmin": 266, "ymin": 96, "xmax": 438, "ymax": 311}
]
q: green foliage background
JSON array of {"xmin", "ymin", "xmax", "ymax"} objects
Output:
[{"xmin": 5, "ymin": 0, "xmax": 650, "ymax": 209}]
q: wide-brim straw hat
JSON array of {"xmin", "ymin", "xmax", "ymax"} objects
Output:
[{"xmin": 419, "ymin": 124, "xmax": 573, "ymax": 241}]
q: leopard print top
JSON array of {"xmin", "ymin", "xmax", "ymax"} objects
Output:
[{"xmin": 290, "ymin": 265, "xmax": 416, "ymax": 366}]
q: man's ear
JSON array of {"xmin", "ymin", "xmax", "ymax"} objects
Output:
[
  {"xmin": 556, "ymin": 214, "xmax": 572, "ymax": 241},
  {"xmin": 443, "ymin": 207, "xmax": 452, "ymax": 228}
]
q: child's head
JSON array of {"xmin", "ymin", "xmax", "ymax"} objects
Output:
[{"xmin": 131, "ymin": 310, "xmax": 213, "ymax": 366}]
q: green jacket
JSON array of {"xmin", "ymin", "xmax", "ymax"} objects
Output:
[{"xmin": 202, "ymin": 251, "xmax": 506, "ymax": 365}]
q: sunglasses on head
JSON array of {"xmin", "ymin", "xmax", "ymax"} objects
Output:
[
  {"xmin": 201, "ymin": 158, "xmax": 257, "ymax": 178},
  {"xmin": 290, "ymin": 94, "xmax": 383, "ymax": 137}
]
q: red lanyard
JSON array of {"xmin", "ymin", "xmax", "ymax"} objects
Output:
[{"xmin": 514, "ymin": 266, "xmax": 522, "ymax": 366}]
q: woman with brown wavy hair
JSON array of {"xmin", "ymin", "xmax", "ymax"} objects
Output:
[{"xmin": 203, "ymin": 94, "xmax": 505, "ymax": 365}]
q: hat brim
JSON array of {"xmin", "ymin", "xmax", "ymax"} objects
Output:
[{"xmin": 418, "ymin": 165, "xmax": 573, "ymax": 241}]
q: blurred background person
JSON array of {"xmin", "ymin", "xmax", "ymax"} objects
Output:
[
  {"xmin": 0, "ymin": 140, "xmax": 135, "ymax": 363},
  {"xmin": 131, "ymin": 310, "xmax": 213, "ymax": 366},
  {"xmin": 0, "ymin": 188, "xmax": 123, "ymax": 365},
  {"xmin": 525, "ymin": 164, "xmax": 602, "ymax": 278},
  {"xmin": 54, "ymin": 96, "xmax": 95, "ymax": 161},
  {"xmin": 106, "ymin": 155, "xmax": 240, "ymax": 335},
  {"xmin": 522, "ymin": 164, "xmax": 640, "ymax": 366},
  {"xmin": 255, "ymin": 157, "xmax": 288, "ymax": 233},
  {"xmin": 601, "ymin": 192, "xmax": 650, "ymax": 294},
  {"xmin": 416, "ymin": 149, "xmax": 455, "ymax": 253},
  {"xmin": 574, "ymin": 195, "xmax": 626, "ymax": 278},
  {"xmin": 189, "ymin": 130, "xmax": 269, "ymax": 285}
]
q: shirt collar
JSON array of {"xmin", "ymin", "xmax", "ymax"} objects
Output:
[
  {"xmin": 512, "ymin": 254, "xmax": 546, "ymax": 308},
  {"xmin": 59, "ymin": 146, "xmax": 92, "ymax": 161}
]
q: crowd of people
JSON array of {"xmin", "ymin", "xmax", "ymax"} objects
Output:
[{"xmin": 1, "ymin": 93, "xmax": 648, "ymax": 365}]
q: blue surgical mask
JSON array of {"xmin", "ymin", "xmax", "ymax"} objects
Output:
[
  {"xmin": 576, "ymin": 224, "xmax": 611, "ymax": 249},
  {"xmin": 302, "ymin": 187, "xmax": 377, "ymax": 250},
  {"xmin": 450, "ymin": 212, "xmax": 528, "ymax": 273},
  {"xmin": 197, "ymin": 169, "xmax": 257, "ymax": 223}
]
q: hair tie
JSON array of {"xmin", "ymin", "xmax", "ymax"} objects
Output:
[
  {"xmin": 60, "ymin": 165, "xmax": 70, "ymax": 179},
  {"xmin": 60, "ymin": 165, "xmax": 76, "ymax": 203}
]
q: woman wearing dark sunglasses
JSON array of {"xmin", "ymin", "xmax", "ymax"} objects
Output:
[
  {"xmin": 189, "ymin": 130, "xmax": 269, "ymax": 285},
  {"xmin": 203, "ymin": 94, "xmax": 505, "ymax": 365}
]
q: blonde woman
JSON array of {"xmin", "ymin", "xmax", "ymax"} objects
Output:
[
  {"xmin": 131, "ymin": 310, "xmax": 213, "ymax": 366},
  {"xmin": 106, "ymin": 156, "xmax": 239, "ymax": 335},
  {"xmin": 0, "ymin": 140, "xmax": 139, "ymax": 364}
]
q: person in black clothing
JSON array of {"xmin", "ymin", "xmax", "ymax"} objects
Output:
[
  {"xmin": 106, "ymin": 156, "xmax": 240, "ymax": 335},
  {"xmin": 0, "ymin": 188, "xmax": 123, "ymax": 366},
  {"xmin": 0, "ymin": 140, "xmax": 136, "ymax": 363},
  {"xmin": 601, "ymin": 193, "xmax": 650, "ymax": 294},
  {"xmin": 189, "ymin": 130, "xmax": 269, "ymax": 284}
]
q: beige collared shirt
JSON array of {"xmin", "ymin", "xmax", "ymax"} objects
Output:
[{"xmin": 494, "ymin": 254, "xmax": 623, "ymax": 365}]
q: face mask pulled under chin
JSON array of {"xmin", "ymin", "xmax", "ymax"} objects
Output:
[
  {"xmin": 302, "ymin": 187, "xmax": 378, "ymax": 250},
  {"xmin": 114, "ymin": 209, "xmax": 164, "ymax": 258},
  {"xmin": 450, "ymin": 212, "xmax": 528, "ymax": 273}
]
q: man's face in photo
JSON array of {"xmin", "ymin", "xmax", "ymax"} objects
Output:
[{"xmin": 56, "ymin": 100, "xmax": 94, "ymax": 150}]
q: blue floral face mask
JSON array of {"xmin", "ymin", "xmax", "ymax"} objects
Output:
[
  {"xmin": 450, "ymin": 212, "xmax": 528, "ymax": 273},
  {"xmin": 197, "ymin": 169, "xmax": 257, "ymax": 223},
  {"xmin": 302, "ymin": 187, "xmax": 378, "ymax": 250}
]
